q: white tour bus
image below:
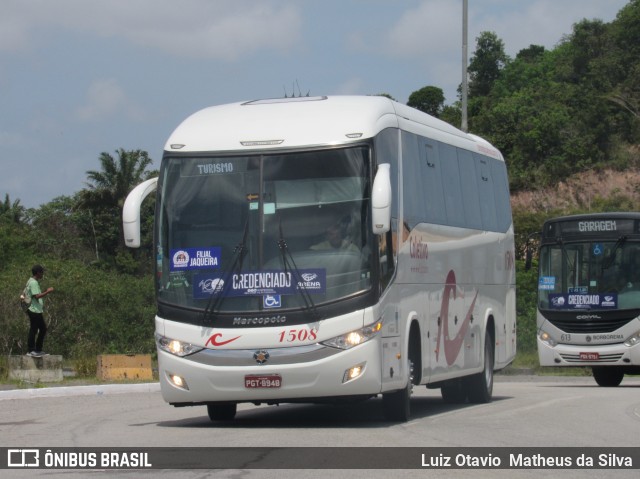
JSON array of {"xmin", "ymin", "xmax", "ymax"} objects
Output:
[
  {"xmin": 533, "ymin": 213, "xmax": 640, "ymax": 386},
  {"xmin": 123, "ymin": 95, "xmax": 516, "ymax": 422}
]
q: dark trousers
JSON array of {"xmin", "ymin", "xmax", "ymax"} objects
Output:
[{"xmin": 27, "ymin": 310, "xmax": 47, "ymax": 352}]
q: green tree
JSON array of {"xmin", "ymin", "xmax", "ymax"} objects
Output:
[
  {"xmin": 83, "ymin": 149, "xmax": 153, "ymax": 209},
  {"xmin": 0, "ymin": 194, "xmax": 32, "ymax": 268},
  {"xmin": 606, "ymin": 1, "xmax": 640, "ymax": 138},
  {"xmin": 468, "ymin": 31, "xmax": 509, "ymax": 99},
  {"xmin": 407, "ymin": 86, "xmax": 445, "ymax": 117},
  {"xmin": 25, "ymin": 195, "xmax": 97, "ymax": 262},
  {"xmin": 79, "ymin": 149, "xmax": 154, "ymax": 260},
  {"xmin": 440, "ymin": 103, "xmax": 462, "ymax": 128},
  {"xmin": 515, "ymin": 44, "xmax": 545, "ymax": 63},
  {"xmin": 0, "ymin": 194, "xmax": 25, "ymax": 224}
]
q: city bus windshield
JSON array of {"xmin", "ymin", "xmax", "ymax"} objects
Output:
[
  {"xmin": 538, "ymin": 240, "xmax": 640, "ymax": 311},
  {"xmin": 155, "ymin": 146, "xmax": 373, "ymax": 314}
]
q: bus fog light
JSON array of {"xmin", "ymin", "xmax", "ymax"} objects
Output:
[
  {"xmin": 539, "ymin": 331, "xmax": 557, "ymax": 347},
  {"xmin": 343, "ymin": 363, "xmax": 366, "ymax": 383},
  {"xmin": 168, "ymin": 373, "xmax": 189, "ymax": 390},
  {"xmin": 624, "ymin": 331, "xmax": 640, "ymax": 347}
]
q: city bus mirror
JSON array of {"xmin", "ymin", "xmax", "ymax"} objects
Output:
[
  {"xmin": 524, "ymin": 231, "xmax": 540, "ymax": 271},
  {"xmin": 525, "ymin": 246, "xmax": 532, "ymax": 271},
  {"xmin": 372, "ymin": 163, "xmax": 391, "ymax": 235},
  {"xmin": 123, "ymin": 177, "xmax": 158, "ymax": 248}
]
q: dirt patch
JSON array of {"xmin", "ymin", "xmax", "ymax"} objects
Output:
[{"xmin": 511, "ymin": 168, "xmax": 640, "ymax": 213}]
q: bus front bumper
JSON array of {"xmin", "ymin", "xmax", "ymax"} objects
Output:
[
  {"xmin": 537, "ymin": 338, "xmax": 640, "ymax": 367},
  {"xmin": 157, "ymin": 338, "xmax": 385, "ymax": 406}
]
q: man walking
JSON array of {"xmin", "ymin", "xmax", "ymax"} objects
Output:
[{"xmin": 25, "ymin": 264, "xmax": 54, "ymax": 357}]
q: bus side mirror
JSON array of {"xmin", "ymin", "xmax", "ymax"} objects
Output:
[
  {"xmin": 524, "ymin": 231, "xmax": 541, "ymax": 271},
  {"xmin": 123, "ymin": 177, "xmax": 158, "ymax": 248},
  {"xmin": 372, "ymin": 163, "xmax": 391, "ymax": 235},
  {"xmin": 525, "ymin": 246, "xmax": 533, "ymax": 271}
]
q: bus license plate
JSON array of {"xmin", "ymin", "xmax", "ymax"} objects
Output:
[
  {"xmin": 245, "ymin": 375, "xmax": 282, "ymax": 389},
  {"xmin": 580, "ymin": 352, "xmax": 599, "ymax": 361}
]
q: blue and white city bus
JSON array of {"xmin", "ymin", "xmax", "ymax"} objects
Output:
[{"xmin": 534, "ymin": 213, "xmax": 640, "ymax": 386}]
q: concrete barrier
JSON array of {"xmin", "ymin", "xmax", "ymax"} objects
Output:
[
  {"xmin": 97, "ymin": 354, "xmax": 153, "ymax": 380},
  {"xmin": 8, "ymin": 355, "xmax": 64, "ymax": 383}
]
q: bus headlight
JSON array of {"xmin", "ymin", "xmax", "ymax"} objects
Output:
[
  {"xmin": 156, "ymin": 334, "xmax": 203, "ymax": 357},
  {"xmin": 624, "ymin": 331, "xmax": 640, "ymax": 347},
  {"xmin": 321, "ymin": 321, "xmax": 382, "ymax": 350},
  {"xmin": 539, "ymin": 331, "xmax": 557, "ymax": 347}
]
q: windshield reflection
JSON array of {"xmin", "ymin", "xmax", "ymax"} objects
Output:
[
  {"xmin": 156, "ymin": 147, "xmax": 373, "ymax": 313},
  {"xmin": 538, "ymin": 241, "xmax": 640, "ymax": 311}
]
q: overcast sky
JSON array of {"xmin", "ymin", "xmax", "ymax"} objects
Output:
[{"xmin": 0, "ymin": 0, "xmax": 630, "ymax": 208}]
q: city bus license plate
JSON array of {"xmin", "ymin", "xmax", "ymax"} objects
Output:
[
  {"xmin": 580, "ymin": 352, "xmax": 599, "ymax": 361},
  {"xmin": 245, "ymin": 374, "xmax": 282, "ymax": 388}
]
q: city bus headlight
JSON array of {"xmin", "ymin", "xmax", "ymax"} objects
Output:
[
  {"xmin": 321, "ymin": 321, "xmax": 382, "ymax": 350},
  {"xmin": 156, "ymin": 334, "xmax": 203, "ymax": 357},
  {"xmin": 624, "ymin": 331, "xmax": 640, "ymax": 347},
  {"xmin": 539, "ymin": 331, "xmax": 557, "ymax": 347}
]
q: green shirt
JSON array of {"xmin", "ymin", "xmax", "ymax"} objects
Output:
[{"xmin": 27, "ymin": 277, "xmax": 44, "ymax": 314}]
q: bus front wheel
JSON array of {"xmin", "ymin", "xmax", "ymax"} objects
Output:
[
  {"xmin": 592, "ymin": 367, "xmax": 624, "ymax": 387},
  {"xmin": 382, "ymin": 360, "xmax": 413, "ymax": 422},
  {"xmin": 466, "ymin": 329, "xmax": 494, "ymax": 404}
]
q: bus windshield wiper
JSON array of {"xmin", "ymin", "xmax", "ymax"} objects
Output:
[
  {"xmin": 202, "ymin": 219, "xmax": 249, "ymax": 324},
  {"xmin": 602, "ymin": 235, "xmax": 627, "ymax": 271},
  {"xmin": 555, "ymin": 237, "xmax": 575, "ymax": 273},
  {"xmin": 276, "ymin": 218, "xmax": 320, "ymax": 322}
]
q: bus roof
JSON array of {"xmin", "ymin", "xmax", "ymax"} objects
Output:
[{"xmin": 164, "ymin": 95, "xmax": 501, "ymax": 158}]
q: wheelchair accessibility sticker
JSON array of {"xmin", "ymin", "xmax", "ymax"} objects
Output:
[{"xmin": 263, "ymin": 294, "xmax": 282, "ymax": 309}]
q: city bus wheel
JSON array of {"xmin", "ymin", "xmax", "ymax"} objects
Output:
[
  {"xmin": 382, "ymin": 360, "xmax": 413, "ymax": 422},
  {"xmin": 207, "ymin": 403, "xmax": 237, "ymax": 421},
  {"xmin": 466, "ymin": 330, "xmax": 494, "ymax": 404},
  {"xmin": 592, "ymin": 367, "xmax": 624, "ymax": 387}
]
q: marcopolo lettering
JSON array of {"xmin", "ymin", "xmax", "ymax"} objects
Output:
[
  {"xmin": 233, "ymin": 315, "xmax": 287, "ymax": 326},
  {"xmin": 578, "ymin": 220, "xmax": 616, "ymax": 232}
]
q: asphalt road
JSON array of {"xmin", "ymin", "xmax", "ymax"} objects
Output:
[{"xmin": 1, "ymin": 375, "xmax": 639, "ymax": 478}]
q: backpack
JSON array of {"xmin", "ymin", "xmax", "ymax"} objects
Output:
[{"xmin": 20, "ymin": 283, "xmax": 32, "ymax": 313}]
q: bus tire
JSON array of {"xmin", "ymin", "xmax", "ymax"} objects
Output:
[
  {"xmin": 466, "ymin": 329, "xmax": 494, "ymax": 404},
  {"xmin": 207, "ymin": 403, "xmax": 237, "ymax": 421},
  {"xmin": 382, "ymin": 360, "xmax": 413, "ymax": 422},
  {"xmin": 592, "ymin": 367, "xmax": 624, "ymax": 387},
  {"xmin": 441, "ymin": 380, "xmax": 467, "ymax": 403}
]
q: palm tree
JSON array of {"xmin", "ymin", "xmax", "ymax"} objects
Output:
[
  {"xmin": 79, "ymin": 149, "xmax": 154, "ymax": 257},
  {"xmin": 0, "ymin": 194, "xmax": 25, "ymax": 224},
  {"xmin": 83, "ymin": 149, "xmax": 153, "ymax": 209}
]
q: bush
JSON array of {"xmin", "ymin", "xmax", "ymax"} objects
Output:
[
  {"xmin": 516, "ymin": 260, "xmax": 538, "ymax": 353},
  {"xmin": 0, "ymin": 258, "xmax": 155, "ymax": 359}
]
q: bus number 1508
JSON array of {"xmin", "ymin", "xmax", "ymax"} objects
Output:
[{"xmin": 278, "ymin": 328, "xmax": 318, "ymax": 344}]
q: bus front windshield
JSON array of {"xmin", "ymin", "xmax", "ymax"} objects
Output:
[
  {"xmin": 538, "ymin": 240, "xmax": 640, "ymax": 311},
  {"xmin": 156, "ymin": 147, "xmax": 373, "ymax": 314}
]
